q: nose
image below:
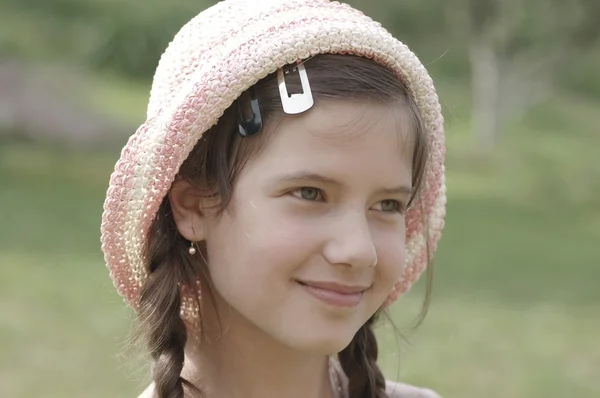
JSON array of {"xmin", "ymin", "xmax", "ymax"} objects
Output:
[{"xmin": 322, "ymin": 210, "xmax": 377, "ymax": 269}]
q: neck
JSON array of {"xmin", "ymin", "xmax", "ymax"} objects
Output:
[{"xmin": 182, "ymin": 299, "xmax": 338, "ymax": 398}]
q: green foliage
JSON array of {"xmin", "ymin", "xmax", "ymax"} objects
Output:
[
  {"xmin": 84, "ymin": 1, "xmax": 215, "ymax": 78},
  {"xmin": 1, "ymin": 0, "xmax": 212, "ymax": 78},
  {"xmin": 2, "ymin": 0, "xmax": 598, "ymax": 95},
  {"xmin": 559, "ymin": 42, "xmax": 600, "ymax": 98},
  {"xmin": 345, "ymin": 0, "xmax": 447, "ymax": 45}
]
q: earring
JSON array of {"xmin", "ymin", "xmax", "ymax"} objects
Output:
[{"xmin": 189, "ymin": 241, "xmax": 197, "ymax": 255}]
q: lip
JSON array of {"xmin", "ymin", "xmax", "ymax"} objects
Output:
[{"xmin": 296, "ymin": 280, "xmax": 370, "ymax": 308}]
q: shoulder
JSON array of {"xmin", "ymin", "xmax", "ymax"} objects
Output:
[
  {"xmin": 329, "ymin": 357, "xmax": 441, "ymax": 398},
  {"xmin": 385, "ymin": 379, "xmax": 442, "ymax": 398},
  {"xmin": 137, "ymin": 383, "xmax": 154, "ymax": 398}
]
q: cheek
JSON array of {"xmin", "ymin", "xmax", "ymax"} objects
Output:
[
  {"xmin": 374, "ymin": 225, "xmax": 407, "ymax": 292},
  {"xmin": 204, "ymin": 205, "xmax": 319, "ymax": 301},
  {"xmin": 240, "ymin": 209, "xmax": 319, "ymax": 277}
]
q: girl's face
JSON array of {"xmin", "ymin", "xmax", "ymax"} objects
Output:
[{"xmin": 202, "ymin": 100, "xmax": 414, "ymax": 354}]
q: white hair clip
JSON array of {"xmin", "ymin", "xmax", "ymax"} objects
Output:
[{"xmin": 277, "ymin": 63, "xmax": 314, "ymax": 115}]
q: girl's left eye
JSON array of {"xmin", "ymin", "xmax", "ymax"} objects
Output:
[
  {"xmin": 290, "ymin": 187, "xmax": 323, "ymax": 201},
  {"xmin": 374, "ymin": 199, "xmax": 404, "ymax": 214}
]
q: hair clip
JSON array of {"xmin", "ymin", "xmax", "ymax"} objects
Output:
[
  {"xmin": 277, "ymin": 63, "xmax": 314, "ymax": 115},
  {"xmin": 238, "ymin": 87, "xmax": 263, "ymax": 137}
]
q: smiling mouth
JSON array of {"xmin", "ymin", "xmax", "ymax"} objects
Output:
[{"xmin": 295, "ymin": 280, "xmax": 369, "ymax": 308}]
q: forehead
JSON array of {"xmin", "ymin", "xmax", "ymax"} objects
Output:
[{"xmin": 256, "ymin": 100, "xmax": 416, "ymax": 173}]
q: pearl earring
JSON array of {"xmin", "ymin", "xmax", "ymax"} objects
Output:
[{"xmin": 189, "ymin": 241, "xmax": 197, "ymax": 255}]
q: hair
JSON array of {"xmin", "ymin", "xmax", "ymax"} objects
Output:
[{"xmin": 135, "ymin": 54, "xmax": 431, "ymax": 398}]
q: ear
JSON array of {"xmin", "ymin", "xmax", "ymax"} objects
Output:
[{"xmin": 168, "ymin": 178, "xmax": 213, "ymax": 242}]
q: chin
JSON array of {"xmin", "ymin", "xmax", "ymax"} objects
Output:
[
  {"xmin": 270, "ymin": 307, "xmax": 376, "ymax": 355},
  {"xmin": 281, "ymin": 327, "xmax": 358, "ymax": 355}
]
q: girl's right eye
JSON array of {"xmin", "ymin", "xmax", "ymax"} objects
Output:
[{"xmin": 290, "ymin": 187, "xmax": 323, "ymax": 202}]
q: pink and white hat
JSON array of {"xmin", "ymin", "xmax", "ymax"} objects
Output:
[{"xmin": 101, "ymin": 0, "xmax": 446, "ymax": 311}]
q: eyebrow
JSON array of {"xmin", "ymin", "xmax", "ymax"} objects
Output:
[{"xmin": 271, "ymin": 171, "xmax": 412, "ymax": 195}]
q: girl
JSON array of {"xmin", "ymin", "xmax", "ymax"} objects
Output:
[{"xmin": 101, "ymin": 1, "xmax": 446, "ymax": 397}]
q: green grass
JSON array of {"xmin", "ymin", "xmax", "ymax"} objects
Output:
[
  {"xmin": 1, "ymin": 79, "xmax": 599, "ymax": 398},
  {"xmin": 0, "ymin": 145, "xmax": 147, "ymax": 398}
]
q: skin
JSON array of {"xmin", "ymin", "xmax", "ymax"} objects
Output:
[{"xmin": 169, "ymin": 99, "xmax": 415, "ymax": 398}]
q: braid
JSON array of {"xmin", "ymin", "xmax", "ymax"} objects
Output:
[
  {"xmin": 136, "ymin": 199, "xmax": 204, "ymax": 398},
  {"xmin": 140, "ymin": 268, "xmax": 187, "ymax": 397},
  {"xmin": 338, "ymin": 316, "xmax": 388, "ymax": 398}
]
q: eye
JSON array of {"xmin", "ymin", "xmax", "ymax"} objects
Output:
[
  {"xmin": 291, "ymin": 187, "xmax": 323, "ymax": 202},
  {"xmin": 374, "ymin": 199, "xmax": 405, "ymax": 214}
]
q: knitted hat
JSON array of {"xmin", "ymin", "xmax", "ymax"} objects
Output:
[{"xmin": 101, "ymin": 0, "xmax": 446, "ymax": 314}]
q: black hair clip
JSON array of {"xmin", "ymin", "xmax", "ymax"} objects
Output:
[{"xmin": 238, "ymin": 88, "xmax": 263, "ymax": 138}]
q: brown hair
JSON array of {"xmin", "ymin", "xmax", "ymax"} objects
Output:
[{"xmin": 136, "ymin": 54, "xmax": 431, "ymax": 398}]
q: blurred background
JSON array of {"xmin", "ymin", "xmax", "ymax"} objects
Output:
[{"xmin": 1, "ymin": 0, "xmax": 598, "ymax": 397}]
